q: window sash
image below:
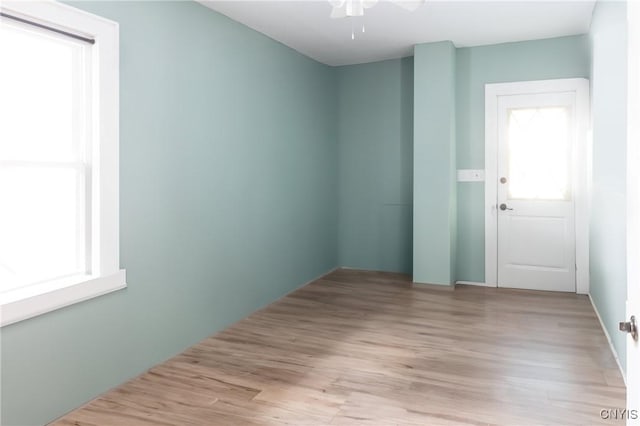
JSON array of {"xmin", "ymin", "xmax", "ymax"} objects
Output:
[
  {"xmin": 0, "ymin": 162, "xmax": 90, "ymax": 291},
  {"xmin": 0, "ymin": 16, "xmax": 93, "ymax": 292}
]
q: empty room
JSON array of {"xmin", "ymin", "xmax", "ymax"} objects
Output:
[{"xmin": 1, "ymin": 0, "xmax": 639, "ymax": 424}]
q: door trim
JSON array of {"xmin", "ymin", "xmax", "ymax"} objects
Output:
[
  {"xmin": 625, "ymin": 0, "xmax": 640, "ymax": 394},
  {"xmin": 484, "ymin": 78, "xmax": 590, "ymax": 294}
]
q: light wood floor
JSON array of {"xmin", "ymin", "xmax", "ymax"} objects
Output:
[{"xmin": 54, "ymin": 269, "xmax": 625, "ymax": 425}]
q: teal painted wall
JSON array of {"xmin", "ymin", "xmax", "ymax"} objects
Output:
[
  {"xmin": 413, "ymin": 41, "xmax": 457, "ymax": 285},
  {"xmin": 336, "ymin": 36, "xmax": 589, "ymax": 282},
  {"xmin": 455, "ymin": 35, "xmax": 590, "ymax": 282},
  {"xmin": 337, "ymin": 58, "xmax": 414, "ymax": 274},
  {"xmin": 589, "ymin": 0, "xmax": 628, "ymax": 372},
  {"xmin": 0, "ymin": 2, "xmax": 338, "ymax": 425}
]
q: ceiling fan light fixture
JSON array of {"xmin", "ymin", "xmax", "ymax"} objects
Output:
[
  {"xmin": 329, "ymin": 0, "xmax": 425, "ymax": 19},
  {"xmin": 345, "ymin": 0, "xmax": 364, "ymax": 17}
]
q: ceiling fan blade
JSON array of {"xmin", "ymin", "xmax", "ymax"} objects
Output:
[
  {"xmin": 388, "ymin": 0, "xmax": 425, "ymax": 12},
  {"xmin": 330, "ymin": 4, "xmax": 347, "ymax": 18}
]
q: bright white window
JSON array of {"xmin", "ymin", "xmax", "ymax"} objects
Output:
[
  {"xmin": 0, "ymin": 18, "xmax": 91, "ymax": 291},
  {"xmin": 0, "ymin": 1, "xmax": 125, "ymax": 327}
]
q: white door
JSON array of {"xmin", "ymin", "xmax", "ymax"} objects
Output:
[
  {"xmin": 495, "ymin": 91, "xmax": 579, "ymax": 292},
  {"xmin": 485, "ymin": 79, "xmax": 589, "ymax": 293},
  {"xmin": 624, "ymin": 1, "xmax": 640, "ymax": 422}
]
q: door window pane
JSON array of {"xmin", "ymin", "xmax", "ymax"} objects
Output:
[{"xmin": 507, "ymin": 107, "xmax": 572, "ymax": 200}]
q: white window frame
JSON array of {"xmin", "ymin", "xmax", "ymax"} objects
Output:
[
  {"xmin": 0, "ymin": 0, "xmax": 125, "ymax": 327},
  {"xmin": 484, "ymin": 78, "xmax": 590, "ymax": 294}
]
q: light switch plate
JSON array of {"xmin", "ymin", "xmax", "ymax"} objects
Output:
[{"xmin": 457, "ymin": 169, "xmax": 485, "ymax": 182}]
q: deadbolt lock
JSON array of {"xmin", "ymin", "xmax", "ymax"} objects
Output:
[
  {"xmin": 619, "ymin": 315, "xmax": 638, "ymax": 341},
  {"xmin": 500, "ymin": 177, "xmax": 507, "ymax": 184}
]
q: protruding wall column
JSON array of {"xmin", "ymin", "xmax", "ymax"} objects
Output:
[{"xmin": 413, "ymin": 41, "xmax": 457, "ymax": 285}]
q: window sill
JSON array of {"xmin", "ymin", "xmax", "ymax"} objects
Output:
[{"xmin": 0, "ymin": 270, "xmax": 126, "ymax": 327}]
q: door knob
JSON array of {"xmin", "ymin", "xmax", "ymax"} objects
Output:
[
  {"xmin": 499, "ymin": 203, "xmax": 513, "ymax": 211},
  {"xmin": 619, "ymin": 315, "xmax": 638, "ymax": 341}
]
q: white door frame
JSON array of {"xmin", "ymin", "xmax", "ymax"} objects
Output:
[
  {"xmin": 626, "ymin": 0, "xmax": 640, "ymax": 418},
  {"xmin": 484, "ymin": 78, "xmax": 590, "ymax": 294}
]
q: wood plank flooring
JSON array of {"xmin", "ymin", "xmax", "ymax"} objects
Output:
[{"xmin": 53, "ymin": 269, "xmax": 625, "ymax": 425}]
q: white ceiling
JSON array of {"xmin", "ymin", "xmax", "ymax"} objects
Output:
[{"xmin": 198, "ymin": 0, "xmax": 596, "ymax": 67}]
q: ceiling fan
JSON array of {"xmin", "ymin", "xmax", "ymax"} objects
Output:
[{"xmin": 328, "ymin": 0, "xmax": 425, "ymax": 19}]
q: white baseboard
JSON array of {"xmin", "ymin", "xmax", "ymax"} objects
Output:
[
  {"xmin": 588, "ymin": 294, "xmax": 626, "ymax": 385},
  {"xmin": 455, "ymin": 280, "xmax": 489, "ymax": 287}
]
